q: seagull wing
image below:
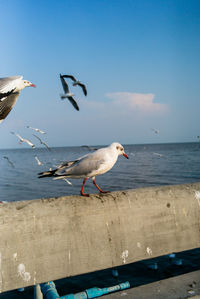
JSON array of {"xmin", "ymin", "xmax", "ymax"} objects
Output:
[
  {"xmin": 42, "ymin": 141, "xmax": 50, "ymax": 150},
  {"xmin": 24, "ymin": 139, "xmax": 35, "ymax": 148},
  {"xmin": 60, "ymin": 74, "xmax": 70, "ymax": 93},
  {"xmin": 0, "ymin": 93, "xmax": 20, "ymax": 123},
  {"xmin": 78, "ymin": 83, "xmax": 87, "ymax": 96},
  {"xmin": 56, "ymin": 153, "xmax": 105, "ymax": 177},
  {"xmin": 61, "ymin": 74, "xmax": 76, "ymax": 82},
  {"xmin": 67, "ymin": 96, "xmax": 79, "ymax": 111},
  {"xmin": 0, "ymin": 76, "xmax": 23, "ymax": 94},
  {"xmin": 33, "ymin": 134, "xmax": 42, "ymax": 143}
]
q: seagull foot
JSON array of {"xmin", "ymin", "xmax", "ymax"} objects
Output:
[
  {"xmin": 100, "ymin": 190, "xmax": 109, "ymax": 194},
  {"xmin": 80, "ymin": 191, "xmax": 90, "ymax": 197}
]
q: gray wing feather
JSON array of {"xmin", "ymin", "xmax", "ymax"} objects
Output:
[
  {"xmin": 0, "ymin": 76, "xmax": 22, "ymax": 93},
  {"xmin": 67, "ymin": 96, "xmax": 79, "ymax": 111},
  {"xmin": 56, "ymin": 154, "xmax": 105, "ymax": 177},
  {"xmin": 60, "ymin": 74, "xmax": 69, "ymax": 93},
  {"xmin": 0, "ymin": 93, "xmax": 20, "ymax": 122}
]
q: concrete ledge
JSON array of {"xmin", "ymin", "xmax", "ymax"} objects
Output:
[{"xmin": 0, "ymin": 182, "xmax": 200, "ymax": 292}]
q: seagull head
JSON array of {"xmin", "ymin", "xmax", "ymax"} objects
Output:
[
  {"xmin": 23, "ymin": 80, "xmax": 36, "ymax": 88},
  {"xmin": 111, "ymin": 142, "xmax": 129, "ymax": 159}
]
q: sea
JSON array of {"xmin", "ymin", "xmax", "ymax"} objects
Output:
[
  {"xmin": 0, "ymin": 142, "xmax": 200, "ymax": 202},
  {"xmin": 1, "ymin": 142, "xmax": 200, "ymax": 298}
]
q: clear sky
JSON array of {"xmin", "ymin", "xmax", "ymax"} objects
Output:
[{"xmin": 0, "ymin": 0, "xmax": 200, "ymax": 149}]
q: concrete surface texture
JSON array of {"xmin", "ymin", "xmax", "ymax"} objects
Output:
[{"xmin": 0, "ymin": 182, "xmax": 200, "ymax": 292}]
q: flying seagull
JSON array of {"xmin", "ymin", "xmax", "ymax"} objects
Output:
[
  {"xmin": 38, "ymin": 142, "xmax": 129, "ymax": 197},
  {"xmin": 0, "ymin": 76, "xmax": 35, "ymax": 123},
  {"xmin": 60, "ymin": 74, "xmax": 79, "ymax": 111},
  {"xmin": 81, "ymin": 145, "xmax": 98, "ymax": 151},
  {"xmin": 151, "ymin": 128, "xmax": 160, "ymax": 134},
  {"xmin": 27, "ymin": 126, "xmax": 46, "ymax": 134},
  {"xmin": 3, "ymin": 156, "xmax": 15, "ymax": 168},
  {"xmin": 33, "ymin": 134, "xmax": 50, "ymax": 150},
  {"xmin": 61, "ymin": 74, "xmax": 87, "ymax": 96},
  {"xmin": 34, "ymin": 155, "xmax": 43, "ymax": 166},
  {"xmin": 10, "ymin": 131, "xmax": 35, "ymax": 148}
]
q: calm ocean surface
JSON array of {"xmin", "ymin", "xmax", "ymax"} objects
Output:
[{"xmin": 0, "ymin": 142, "xmax": 200, "ymax": 202}]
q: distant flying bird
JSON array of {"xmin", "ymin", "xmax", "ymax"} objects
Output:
[
  {"xmin": 38, "ymin": 142, "xmax": 129, "ymax": 197},
  {"xmin": 10, "ymin": 131, "xmax": 35, "ymax": 148},
  {"xmin": 60, "ymin": 74, "xmax": 79, "ymax": 111},
  {"xmin": 153, "ymin": 152, "xmax": 163, "ymax": 157},
  {"xmin": 61, "ymin": 74, "xmax": 87, "ymax": 96},
  {"xmin": 0, "ymin": 76, "xmax": 35, "ymax": 123},
  {"xmin": 33, "ymin": 134, "xmax": 50, "ymax": 150},
  {"xmin": 81, "ymin": 145, "xmax": 98, "ymax": 151},
  {"xmin": 197, "ymin": 136, "xmax": 200, "ymax": 141},
  {"xmin": 27, "ymin": 126, "xmax": 46, "ymax": 134},
  {"xmin": 151, "ymin": 128, "xmax": 159, "ymax": 134},
  {"xmin": 3, "ymin": 156, "xmax": 15, "ymax": 168},
  {"xmin": 34, "ymin": 155, "xmax": 43, "ymax": 166}
]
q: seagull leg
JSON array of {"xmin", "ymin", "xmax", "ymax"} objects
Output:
[
  {"xmin": 80, "ymin": 178, "xmax": 89, "ymax": 197},
  {"xmin": 92, "ymin": 177, "xmax": 108, "ymax": 194}
]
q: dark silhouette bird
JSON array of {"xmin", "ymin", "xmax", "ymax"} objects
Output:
[
  {"xmin": 61, "ymin": 74, "xmax": 87, "ymax": 96},
  {"xmin": 59, "ymin": 74, "xmax": 79, "ymax": 111},
  {"xmin": 0, "ymin": 76, "xmax": 35, "ymax": 123}
]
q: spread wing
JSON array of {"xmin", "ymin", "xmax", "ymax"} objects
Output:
[
  {"xmin": 78, "ymin": 83, "xmax": 87, "ymax": 96},
  {"xmin": 67, "ymin": 96, "xmax": 79, "ymax": 111},
  {"xmin": 61, "ymin": 74, "xmax": 76, "ymax": 82},
  {"xmin": 0, "ymin": 76, "xmax": 22, "ymax": 94},
  {"xmin": 60, "ymin": 74, "xmax": 69, "ymax": 93},
  {"xmin": 0, "ymin": 93, "xmax": 20, "ymax": 123}
]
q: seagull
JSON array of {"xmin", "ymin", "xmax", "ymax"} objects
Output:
[
  {"xmin": 10, "ymin": 131, "xmax": 35, "ymax": 148},
  {"xmin": 81, "ymin": 145, "xmax": 98, "ymax": 151},
  {"xmin": 3, "ymin": 156, "xmax": 15, "ymax": 168},
  {"xmin": 61, "ymin": 74, "xmax": 87, "ymax": 96},
  {"xmin": 34, "ymin": 155, "xmax": 43, "ymax": 166},
  {"xmin": 151, "ymin": 128, "xmax": 159, "ymax": 134},
  {"xmin": 60, "ymin": 74, "xmax": 79, "ymax": 111},
  {"xmin": 38, "ymin": 142, "xmax": 129, "ymax": 197},
  {"xmin": 0, "ymin": 76, "xmax": 35, "ymax": 123},
  {"xmin": 153, "ymin": 152, "xmax": 163, "ymax": 157},
  {"xmin": 33, "ymin": 134, "xmax": 50, "ymax": 150},
  {"xmin": 27, "ymin": 126, "xmax": 46, "ymax": 134}
]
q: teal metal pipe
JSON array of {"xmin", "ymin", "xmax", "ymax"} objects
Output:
[
  {"xmin": 40, "ymin": 281, "xmax": 59, "ymax": 299},
  {"xmin": 41, "ymin": 281, "xmax": 130, "ymax": 299}
]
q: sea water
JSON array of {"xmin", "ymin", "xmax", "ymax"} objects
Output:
[{"xmin": 0, "ymin": 142, "xmax": 200, "ymax": 202}]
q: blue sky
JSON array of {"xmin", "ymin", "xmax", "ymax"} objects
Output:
[{"xmin": 0, "ymin": 0, "xmax": 200, "ymax": 149}]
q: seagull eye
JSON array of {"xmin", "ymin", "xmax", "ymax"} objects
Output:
[{"xmin": 116, "ymin": 146, "xmax": 119, "ymax": 150}]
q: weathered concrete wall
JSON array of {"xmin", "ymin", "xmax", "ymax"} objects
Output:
[{"xmin": 0, "ymin": 182, "xmax": 200, "ymax": 293}]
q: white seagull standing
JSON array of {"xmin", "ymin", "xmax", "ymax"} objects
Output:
[
  {"xmin": 61, "ymin": 74, "xmax": 87, "ymax": 96},
  {"xmin": 38, "ymin": 142, "xmax": 129, "ymax": 196},
  {"xmin": 59, "ymin": 74, "xmax": 79, "ymax": 111},
  {"xmin": 10, "ymin": 132, "xmax": 35, "ymax": 148},
  {"xmin": 33, "ymin": 134, "xmax": 51, "ymax": 150},
  {"xmin": 0, "ymin": 76, "xmax": 36, "ymax": 123},
  {"xmin": 27, "ymin": 126, "xmax": 46, "ymax": 134}
]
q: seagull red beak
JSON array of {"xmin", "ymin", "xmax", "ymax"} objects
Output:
[
  {"xmin": 123, "ymin": 153, "xmax": 129, "ymax": 159},
  {"xmin": 30, "ymin": 84, "xmax": 36, "ymax": 87}
]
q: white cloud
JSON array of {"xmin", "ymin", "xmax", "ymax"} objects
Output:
[{"xmin": 105, "ymin": 92, "xmax": 168, "ymax": 114}]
